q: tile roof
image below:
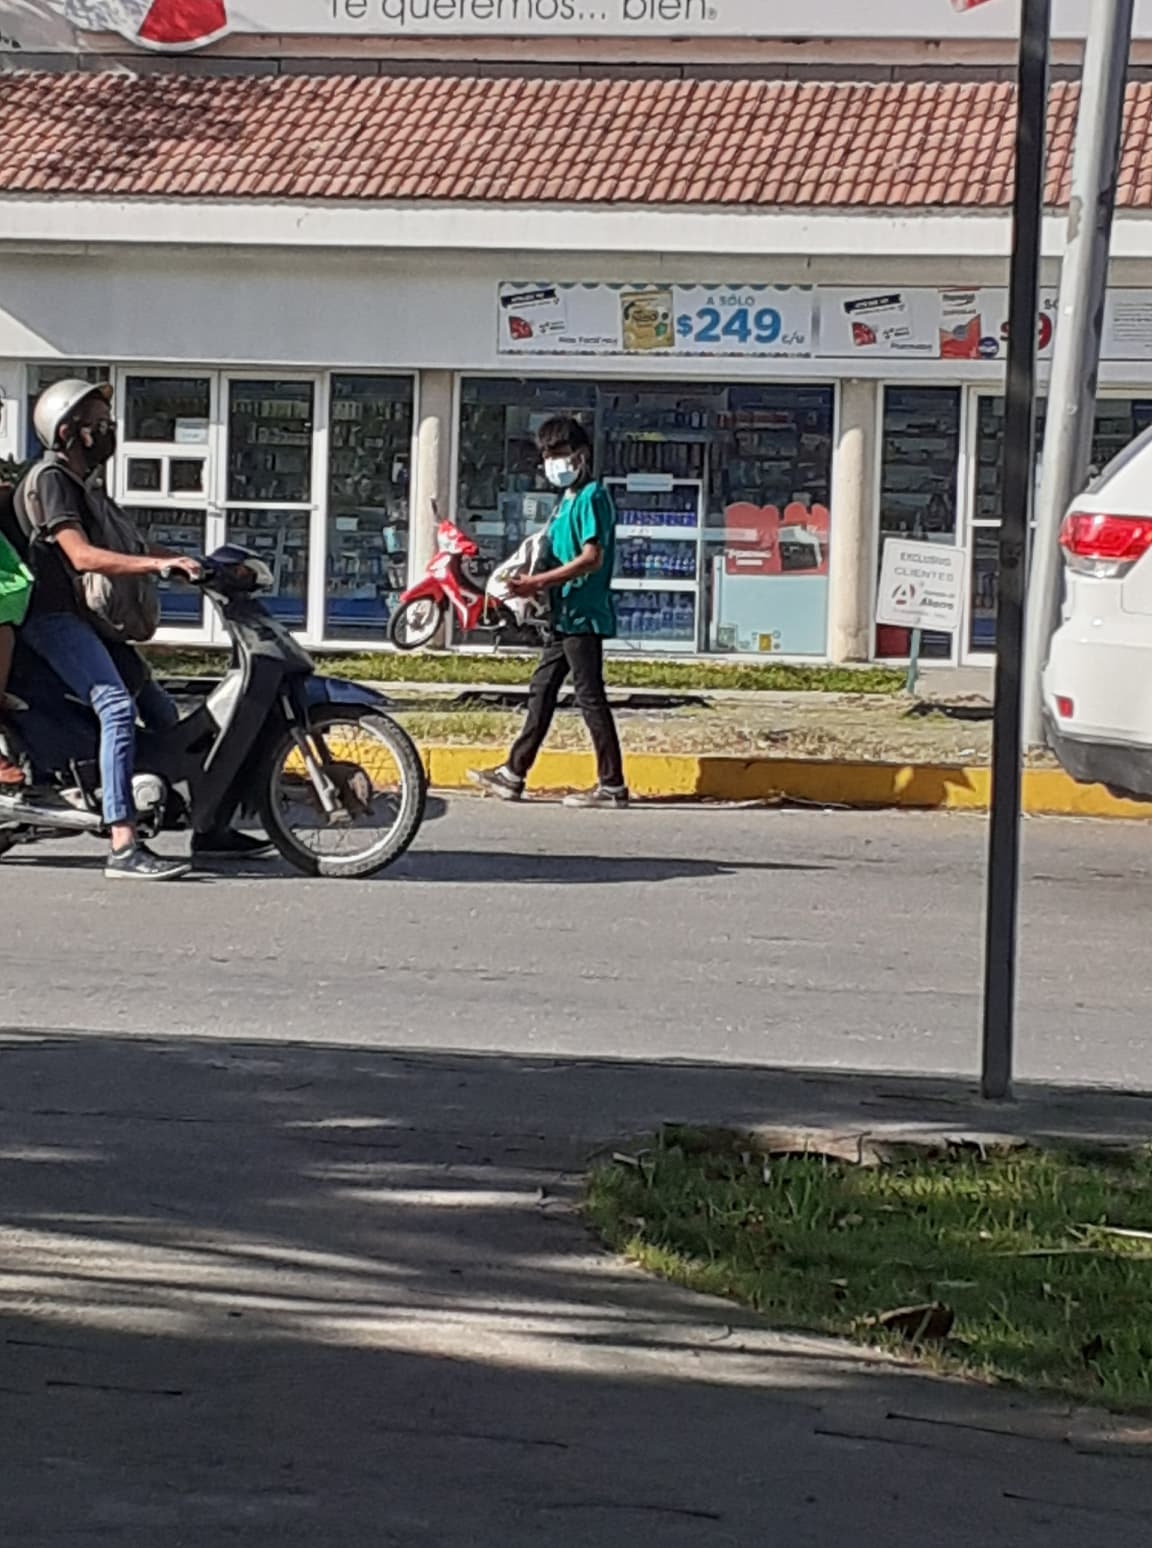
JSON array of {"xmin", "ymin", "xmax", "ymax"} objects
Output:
[{"xmin": 0, "ymin": 70, "xmax": 1145, "ymax": 209}]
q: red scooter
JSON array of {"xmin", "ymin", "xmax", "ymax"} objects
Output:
[{"xmin": 388, "ymin": 510, "xmax": 546, "ymax": 650}]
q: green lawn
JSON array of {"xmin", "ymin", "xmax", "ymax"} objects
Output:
[
  {"xmin": 145, "ymin": 645, "xmax": 904, "ymax": 696},
  {"xmin": 588, "ymin": 1131, "xmax": 1152, "ymax": 1409}
]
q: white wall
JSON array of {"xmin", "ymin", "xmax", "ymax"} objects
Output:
[{"xmin": 8, "ymin": 246, "xmax": 1152, "ymax": 387}]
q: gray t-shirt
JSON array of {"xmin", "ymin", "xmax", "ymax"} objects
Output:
[{"xmin": 18, "ymin": 464, "xmax": 105, "ymax": 618}]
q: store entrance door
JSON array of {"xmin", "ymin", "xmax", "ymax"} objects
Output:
[
  {"xmin": 220, "ymin": 374, "xmax": 320, "ymax": 637},
  {"xmin": 114, "ymin": 370, "xmax": 221, "ymax": 638},
  {"xmin": 113, "ymin": 370, "xmax": 322, "ymax": 643}
]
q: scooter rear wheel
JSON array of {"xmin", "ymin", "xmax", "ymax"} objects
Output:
[
  {"xmin": 387, "ymin": 598, "xmax": 442, "ymax": 651},
  {"xmin": 259, "ymin": 706, "xmax": 427, "ymax": 878}
]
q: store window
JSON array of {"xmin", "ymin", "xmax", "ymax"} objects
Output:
[
  {"xmin": 457, "ymin": 378, "xmax": 834, "ymax": 656},
  {"xmin": 118, "ymin": 374, "xmax": 214, "ymax": 630},
  {"xmin": 226, "ymin": 380, "xmax": 315, "ymax": 629},
  {"xmin": 325, "ymin": 375, "xmax": 414, "ymax": 641},
  {"xmin": 971, "ymin": 396, "xmax": 1152, "ymax": 653},
  {"xmin": 875, "ymin": 388, "xmax": 961, "ymax": 661}
]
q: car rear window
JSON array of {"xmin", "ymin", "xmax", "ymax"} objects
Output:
[{"xmin": 1087, "ymin": 421, "xmax": 1152, "ymax": 493}]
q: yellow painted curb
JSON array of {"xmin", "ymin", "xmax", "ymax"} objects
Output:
[{"xmin": 419, "ymin": 745, "xmax": 1152, "ymax": 820}]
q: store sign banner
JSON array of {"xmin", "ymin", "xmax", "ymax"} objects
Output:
[
  {"xmin": 877, "ymin": 539, "xmax": 965, "ymax": 633},
  {"xmin": 819, "ymin": 286, "xmax": 1058, "ymax": 360},
  {"xmin": 1103, "ymin": 291, "xmax": 1152, "ymax": 359},
  {"xmin": 13, "ymin": 0, "xmax": 836, "ymax": 51},
  {"xmin": 821, "ymin": 289, "xmax": 940, "ymax": 357},
  {"xmin": 497, "ymin": 283, "xmax": 814, "ymax": 359},
  {"xmin": 975, "ymin": 288, "xmax": 1058, "ymax": 359},
  {"xmin": 18, "ymin": 0, "xmax": 1152, "ymax": 47}
]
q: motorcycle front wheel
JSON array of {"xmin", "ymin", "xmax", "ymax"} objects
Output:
[
  {"xmin": 259, "ymin": 705, "xmax": 427, "ymax": 878},
  {"xmin": 387, "ymin": 597, "xmax": 443, "ymax": 650}
]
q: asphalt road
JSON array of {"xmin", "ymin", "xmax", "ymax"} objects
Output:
[
  {"xmin": 6, "ymin": 801, "xmax": 1152, "ymax": 1546},
  {"xmin": 3, "ymin": 799, "xmax": 1150, "ymax": 1089}
]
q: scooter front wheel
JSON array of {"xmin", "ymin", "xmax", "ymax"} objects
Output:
[
  {"xmin": 387, "ymin": 597, "xmax": 443, "ymax": 650},
  {"xmin": 259, "ymin": 706, "xmax": 427, "ymax": 878}
]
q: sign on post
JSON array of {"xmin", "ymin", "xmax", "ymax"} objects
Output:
[{"xmin": 876, "ymin": 539, "xmax": 965, "ymax": 633}]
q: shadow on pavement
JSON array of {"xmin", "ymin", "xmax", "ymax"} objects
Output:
[
  {"xmin": 1, "ymin": 1032, "xmax": 1149, "ymax": 1548},
  {"xmin": 392, "ymin": 850, "xmax": 830, "ymax": 884}
]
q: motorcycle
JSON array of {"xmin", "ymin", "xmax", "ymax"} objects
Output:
[
  {"xmin": 388, "ymin": 510, "xmax": 548, "ymax": 651},
  {"xmin": 0, "ymin": 547, "xmax": 427, "ymax": 879}
]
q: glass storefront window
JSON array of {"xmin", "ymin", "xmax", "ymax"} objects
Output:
[
  {"xmin": 225, "ymin": 508, "xmax": 310, "ymax": 630},
  {"xmin": 971, "ymin": 395, "xmax": 1152, "ymax": 652},
  {"xmin": 457, "ymin": 377, "xmax": 834, "ymax": 656},
  {"xmin": 457, "ymin": 378, "xmax": 596, "ymax": 646},
  {"xmin": 325, "ymin": 374, "xmax": 414, "ymax": 642},
  {"xmin": 875, "ymin": 388, "xmax": 960, "ymax": 661},
  {"xmin": 228, "ymin": 380, "xmax": 314, "ymax": 505},
  {"xmin": 126, "ymin": 376, "xmax": 211, "ymax": 443},
  {"xmin": 124, "ymin": 507, "xmax": 207, "ymax": 629},
  {"xmin": 702, "ymin": 385, "xmax": 833, "ymax": 657}
]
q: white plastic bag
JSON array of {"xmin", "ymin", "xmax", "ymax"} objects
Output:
[{"xmin": 486, "ymin": 529, "xmax": 550, "ymax": 627}]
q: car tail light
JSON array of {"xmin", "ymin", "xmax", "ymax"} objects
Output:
[
  {"xmin": 1055, "ymin": 695, "xmax": 1074, "ymax": 719},
  {"xmin": 1059, "ymin": 511, "xmax": 1152, "ymax": 577}
]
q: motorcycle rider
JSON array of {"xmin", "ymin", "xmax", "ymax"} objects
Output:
[{"xmin": 14, "ymin": 379, "xmax": 271, "ymax": 880}]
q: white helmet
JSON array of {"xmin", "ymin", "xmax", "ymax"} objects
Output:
[{"xmin": 33, "ymin": 378, "xmax": 113, "ymax": 451}]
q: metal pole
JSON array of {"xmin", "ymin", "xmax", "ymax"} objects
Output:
[
  {"xmin": 1022, "ymin": 0, "xmax": 1134, "ymax": 746},
  {"xmin": 981, "ymin": 0, "xmax": 1050, "ymax": 1103}
]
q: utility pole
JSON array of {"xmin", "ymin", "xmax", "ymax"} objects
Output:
[
  {"xmin": 980, "ymin": 0, "xmax": 1050, "ymax": 1103},
  {"xmin": 1022, "ymin": 0, "xmax": 1135, "ymax": 746}
]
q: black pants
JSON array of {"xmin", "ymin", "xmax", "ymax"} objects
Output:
[{"xmin": 507, "ymin": 633, "xmax": 624, "ymax": 788}]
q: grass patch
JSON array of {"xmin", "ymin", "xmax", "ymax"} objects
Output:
[
  {"xmin": 144, "ymin": 645, "xmax": 904, "ymax": 696},
  {"xmin": 587, "ymin": 1132, "xmax": 1152, "ymax": 1409}
]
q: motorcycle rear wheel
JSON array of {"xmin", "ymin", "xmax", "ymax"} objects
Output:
[
  {"xmin": 259, "ymin": 706, "xmax": 427, "ymax": 878},
  {"xmin": 387, "ymin": 598, "xmax": 442, "ymax": 651}
]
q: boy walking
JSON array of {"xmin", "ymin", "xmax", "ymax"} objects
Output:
[{"xmin": 469, "ymin": 417, "xmax": 628, "ymax": 808}]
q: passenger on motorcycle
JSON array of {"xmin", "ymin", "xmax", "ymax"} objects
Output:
[{"xmin": 13, "ymin": 379, "xmax": 272, "ymax": 881}]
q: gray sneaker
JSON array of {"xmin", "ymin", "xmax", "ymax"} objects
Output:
[
  {"xmin": 563, "ymin": 785, "xmax": 630, "ymax": 809},
  {"xmin": 105, "ymin": 843, "xmax": 192, "ymax": 882},
  {"xmin": 467, "ymin": 766, "xmax": 525, "ymax": 802}
]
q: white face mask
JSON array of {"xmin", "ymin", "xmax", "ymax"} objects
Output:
[{"xmin": 544, "ymin": 456, "xmax": 580, "ymax": 490}]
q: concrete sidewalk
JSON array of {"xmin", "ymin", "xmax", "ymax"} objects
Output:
[{"xmin": 2, "ymin": 1032, "xmax": 1150, "ymax": 1548}]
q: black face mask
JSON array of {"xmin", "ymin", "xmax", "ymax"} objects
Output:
[{"xmin": 78, "ymin": 423, "xmax": 117, "ymax": 472}]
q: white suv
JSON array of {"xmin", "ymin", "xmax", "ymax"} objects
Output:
[{"xmin": 1043, "ymin": 429, "xmax": 1152, "ymax": 799}]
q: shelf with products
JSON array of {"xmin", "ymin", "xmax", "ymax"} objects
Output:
[
  {"xmin": 228, "ymin": 382, "xmax": 315, "ymax": 506},
  {"xmin": 614, "ymin": 578, "xmax": 697, "ymax": 593},
  {"xmin": 617, "ymin": 540, "xmax": 698, "ymax": 583},
  {"xmin": 612, "ymin": 589, "xmax": 698, "ymax": 649},
  {"xmin": 606, "ymin": 474, "xmax": 703, "ymax": 649},
  {"xmin": 225, "ymin": 508, "xmax": 310, "ymax": 626},
  {"xmin": 603, "ymin": 435, "xmax": 708, "ymax": 480},
  {"xmin": 124, "ymin": 505, "xmax": 207, "ymax": 627},
  {"xmin": 608, "ymin": 482, "xmax": 700, "ymax": 535},
  {"xmin": 325, "ymin": 381, "xmax": 413, "ymax": 637}
]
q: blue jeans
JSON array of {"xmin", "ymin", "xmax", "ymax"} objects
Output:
[{"xmin": 21, "ymin": 612, "xmax": 178, "ymax": 827}]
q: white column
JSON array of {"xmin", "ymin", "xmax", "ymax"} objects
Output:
[
  {"xmin": 412, "ymin": 368, "xmax": 455, "ymax": 578},
  {"xmin": 827, "ymin": 378, "xmax": 880, "ymax": 664}
]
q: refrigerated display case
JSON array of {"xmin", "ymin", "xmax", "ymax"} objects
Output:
[{"xmin": 606, "ymin": 476, "xmax": 702, "ymax": 650}]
